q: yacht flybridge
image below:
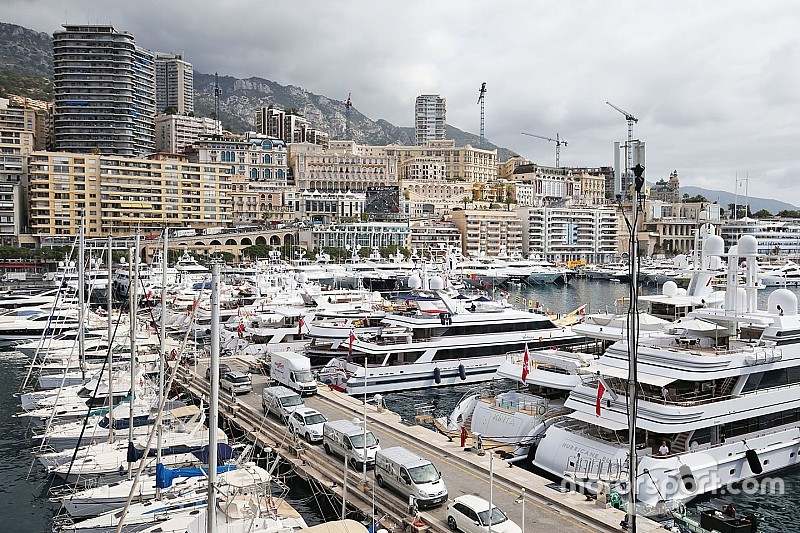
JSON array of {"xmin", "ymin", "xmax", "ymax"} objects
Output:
[
  {"xmin": 534, "ymin": 233, "xmax": 800, "ymax": 510},
  {"xmin": 320, "ymin": 274, "xmax": 586, "ymax": 395}
]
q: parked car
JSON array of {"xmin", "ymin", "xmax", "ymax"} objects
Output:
[
  {"xmin": 446, "ymin": 495, "xmax": 521, "ymax": 533},
  {"xmin": 288, "ymin": 407, "xmax": 327, "ymax": 443},
  {"xmin": 220, "ymin": 371, "xmax": 252, "ymax": 394},
  {"xmin": 262, "ymin": 385, "xmax": 305, "ymax": 422},
  {"xmin": 205, "ymin": 363, "xmax": 232, "ymax": 380}
]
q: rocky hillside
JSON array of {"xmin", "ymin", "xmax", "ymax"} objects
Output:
[{"xmin": 0, "ymin": 20, "xmax": 516, "ymax": 157}]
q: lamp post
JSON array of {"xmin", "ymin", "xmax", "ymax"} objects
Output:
[
  {"xmin": 488, "ymin": 450, "xmax": 494, "ymax": 533},
  {"xmin": 515, "ymin": 488, "xmax": 526, "ymax": 533}
]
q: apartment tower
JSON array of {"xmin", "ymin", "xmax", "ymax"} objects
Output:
[
  {"xmin": 155, "ymin": 52, "xmax": 194, "ymax": 114},
  {"xmin": 53, "ymin": 24, "xmax": 156, "ymax": 156},
  {"xmin": 414, "ymin": 94, "xmax": 446, "ymax": 145}
]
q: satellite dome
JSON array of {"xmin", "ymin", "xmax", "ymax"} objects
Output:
[
  {"xmin": 297, "ymin": 273, "xmax": 308, "ymax": 283},
  {"xmin": 407, "ymin": 274, "xmax": 422, "ymax": 289},
  {"xmin": 429, "ymin": 276, "xmax": 445, "ymax": 290},
  {"xmin": 703, "ymin": 235, "xmax": 725, "ymax": 256},
  {"xmin": 737, "ymin": 235, "xmax": 758, "ymax": 256},
  {"xmin": 728, "ymin": 245, "xmax": 739, "ymax": 257},
  {"xmin": 68, "ymin": 261, "xmax": 76, "ymax": 268},
  {"xmin": 709, "ymin": 256, "xmax": 722, "ymax": 270},
  {"xmin": 676, "ymin": 288, "xmax": 687, "ymax": 296},
  {"xmin": 768, "ymin": 289, "xmax": 798, "ymax": 316},
  {"xmin": 724, "ymin": 287, "xmax": 747, "ymax": 310},
  {"xmin": 58, "ymin": 261, "xmax": 65, "ymax": 268},
  {"xmin": 673, "ymin": 254, "xmax": 688, "ymax": 268},
  {"xmin": 662, "ymin": 280, "xmax": 678, "ymax": 297}
]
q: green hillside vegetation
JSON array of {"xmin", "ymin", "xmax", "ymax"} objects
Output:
[{"xmin": 0, "ymin": 70, "xmax": 53, "ymax": 101}]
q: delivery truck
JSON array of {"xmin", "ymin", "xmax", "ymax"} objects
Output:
[{"xmin": 270, "ymin": 351, "xmax": 317, "ymax": 396}]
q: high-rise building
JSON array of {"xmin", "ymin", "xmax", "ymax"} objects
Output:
[
  {"xmin": 254, "ymin": 107, "xmax": 329, "ymax": 147},
  {"xmin": 414, "ymin": 95, "xmax": 446, "ymax": 145},
  {"xmin": 155, "ymin": 53, "xmax": 194, "ymax": 115},
  {"xmin": 53, "ymin": 24, "xmax": 156, "ymax": 156},
  {"xmin": 155, "ymin": 114, "xmax": 219, "ymax": 153}
]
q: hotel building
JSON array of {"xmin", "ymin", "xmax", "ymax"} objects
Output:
[{"xmin": 517, "ymin": 206, "xmax": 618, "ymax": 263}]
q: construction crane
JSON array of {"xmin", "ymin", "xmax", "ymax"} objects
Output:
[
  {"xmin": 345, "ymin": 92, "xmax": 352, "ymax": 140},
  {"xmin": 213, "ymin": 72, "xmax": 222, "ymax": 137},
  {"xmin": 520, "ymin": 132, "xmax": 568, "ymax": 167},
  {"xmin": 605, "ymin": 101, "xmax": 638, "ymax": 182},
  {"xmin": 477, "ymin": 82, "xmax": 487, "ymax": 149}
]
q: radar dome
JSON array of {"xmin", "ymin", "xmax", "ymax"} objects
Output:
[
  {"xmin": 676, "ymin": 288, "xmax": 687, "ymax": 296},
  {"xmin": 709, "ymin": 256, "xmax": 722, "ymax": 270},
  {"xmin": 724, "ymin": 287, "xmax": 747, "ymax": 311},
  {"xmin": 68, "ymin": 261, "xmax": 75, "ymax": 268},
  {"xmin": 673, "ymin": 254, "xmax": 688, "ymax": 268},
  {"xmin": 768, "ymin": 289, "xmax": 798, "ymax": 316},
  {"xmin": 429, "ymin": 276, "xmax": 445, "ymax": 290},
  {"xmin": 297, "ymin": 273, "xmax": 308, "ymax": 283},
  {"xmin": 662, "ymin": 280, "xmax": 678, "ymax": 297},
  {"xmin": 58, "ymin": 261, "xmax": 65, "ymax": 268},
  {"xmin": 737, "ymin": 235, "xmax": 758, "ymax": 256},
  {"xmin": 728, "ymin": 245, "xmax": 739, "ymax": 257},
  {"xmin": 703, "ymin": 235, "xmax": 725, "ymax": 256},
  {"xmin": 407, "ymin": 274, "xmax": 422, "ymax": 289}
]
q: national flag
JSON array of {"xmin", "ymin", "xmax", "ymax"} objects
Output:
[
  {"xmin": 298, "ymin": 316, "xmax": 305, "ymax": 335},
  {"xmin": 521, "ymin": 343, "xmax": 530, "ymax": 382},
  {"xmin": 348, "ymin": 325, "xmax": 356, "ymax": 356},
  {"xmin": 595, "ymin": 379, "xmax": 606, "ymax": 417}
]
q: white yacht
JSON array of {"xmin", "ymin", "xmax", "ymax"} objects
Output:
[
  {"xmin": 760, "ymin": 260, "xmax": 800, "ymax": 287},
  {"xmin": 320, "ymin": 275, "xmax": 585, "ymax": 395},
  {"xmin": 533, "ymin": 234, "xmax": 800, "ymax": 512}
]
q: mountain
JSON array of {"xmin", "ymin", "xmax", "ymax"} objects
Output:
[
  {"xmin": 0, "ymin": 20, "xmax": 517, "ymax": 159},
  {"xmin": 681, "ymin": 185, "xmax": 798, "ymax": 214},
  {"xmin": 193, "ymin": 73, "xmax": 518, "ymax": 160}
]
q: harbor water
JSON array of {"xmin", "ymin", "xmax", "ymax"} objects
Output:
[{"xmin": 4, "ymin": 278, "xmax": 800, "ymax": 532}]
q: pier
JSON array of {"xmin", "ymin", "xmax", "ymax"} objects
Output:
[{"xmin": 175, "ymin": 355, "xmax": 668, "ymax": 533}]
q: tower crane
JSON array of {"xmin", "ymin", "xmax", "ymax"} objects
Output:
[
  {"xmin": 520, "ymin": 132, "xmax": 568, "ymax": 167},
  {"xmin": 345, "ymin": 92, "xmax": 352, "ymax": 140},
  {"xmin": 605, "ymin": 101, "xmax": 638, "ymax": 182},
  {"xmin": 477, "ymin": 82, "xmax": 486, "ymax": 149}
]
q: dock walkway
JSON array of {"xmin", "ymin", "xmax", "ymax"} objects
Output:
[{"xmin": 177, "ymin": 357, "xmax": 666, "ymax": 533}]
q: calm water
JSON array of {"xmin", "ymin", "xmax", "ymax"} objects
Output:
[{"xmin": 4, "ymin": 278, "xmax": 800, "ymax": 531}]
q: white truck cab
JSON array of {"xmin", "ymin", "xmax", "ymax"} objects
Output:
[{"xmin": 270, "ymin": 351, "xmax": 317, "ymax": 396}]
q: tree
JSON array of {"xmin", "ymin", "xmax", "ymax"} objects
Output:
[
  {"xmin": 727, "ymin": 203, "xmax": 751, "ymax": 218},
  {"xmin": 778, "ymin": 210, "xmax": 800, "ymax": 218},
  {"xmin": 682, "ymin": 193, "xmax": 708, "ymax": 203},
  {"xmin": 358, "ymin": 246, "xmax": 370, "ymax": 258},
  {"xmin": 751, "ymin": 209, "xmax": 773, "ymax": 219},
  {"xmin": 163, "ymin": 106, "xmax": 178, "ymax": 115}
]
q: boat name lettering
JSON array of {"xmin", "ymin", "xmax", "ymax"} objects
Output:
[{"xmin": 561, "ymin": 442, "xmax": 601, "ymax": 459}]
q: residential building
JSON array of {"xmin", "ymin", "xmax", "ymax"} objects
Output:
[
  {"xmin": 254, "ymin": 107, "xmax": 329, "ymax": 148},
  {"xmin": 290, "ymin": 143, "xmax": 397, "ymax": 193},
  {"xmin": 0, "ymin": 98, "xmax": 45, "ymax": 245},
  {"xmin": 450, "ymin": 209, "xmax": 523, "ymax": 257},
  {"xmin": 408, "ymin": 220, "xmax": 462, "ymax": 256},
  {"xmin": 721, "ymin": 217, "xmax": 800, "ymax": 258},
  {"xmin": 517, "ymin": 206, "xmax": 618, "ymax": 263},
  {"xmin": 572, "ymin": 172, "xmax": 607, "ymax": 206},
  {"xmin": 638, "ymin": 201, "xmax": 722, "ymax": 256},
  {"xmin": 400, "ymin": 156, "xmax": 473, "ymax": 217},
  {"xmin": 53, "ymin": 24, "xmax": 156, "ymax": 156},
  {"xmin": 415, "ymin": 94, "xmax": 446, "ymax": 145},
  {"xmin": 498, "ymin": 156, "xmax": 532, "ymax": 180},
  {"xmin": 385, "ymin": 140, "xmax": 497, "ymax": 183},
  {"xmin": 155, "ymin": 114, "xmax": 220, "ymax": 154},
  {"xmin": 27, "ymin": 151, "xmax": 243, "ymax": 242},
  {"xmin": 154, "ymin": 52, "xmax": 194, "ymax": 114},
  {"xmin": 298, "ymin": 222, "xmax": 410, "ymax": 252},
  {"xmin": 186, "ymin": 133, "xmax": 291, "ymax": 225},
  {"xmin": 570, "ymin": 165, "xmax": 615, "ymax": 200},
  {"xmin": 510, "ymin": 164, "xmax": 577, "ymax": 206}
]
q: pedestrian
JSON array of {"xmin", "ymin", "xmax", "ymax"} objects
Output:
[
  {"xmin": 659, "ymin": 440, "xmax": 669, "ymax": 456},
  {"xmin": 460, "ymin": 424, "xmax": 468, "ymax": 448}
]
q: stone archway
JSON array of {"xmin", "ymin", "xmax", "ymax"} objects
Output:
[
  {"xmin": 210, "ymin": 239, "xmax": 221, "ymax": 246},
  {"xmin": 225, "ymin": 239, "xmax": 236, "ymax": 246},
  {"xmin": 255, "ymin": 236, "xmax": 267, "ymax": 245},
  {"xmin": 241, "ymin": 237, "xmax": 252, "ymax": 246},
  {"xmin": 270, "ymin": 235, "xmax": 281, "ymax": 246}
]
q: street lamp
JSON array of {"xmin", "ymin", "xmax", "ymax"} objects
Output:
[{"xmin": 514, "ymin": 488, "xmax": 526, "ymax": 533}]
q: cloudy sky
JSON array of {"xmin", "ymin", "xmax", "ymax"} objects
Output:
[{"xmin": 6, "ymin": 1, "xmax": 800, "ymax": 205}]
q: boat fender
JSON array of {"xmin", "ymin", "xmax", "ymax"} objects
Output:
[
  {"xmin": 433, "ymin": 367, "xmax": 441, "ymax": 384},
  {"xmin": 537, "ymin": 405, "xmax": 546, "ymax": 416},
  {"xmin": 745, "ymin": 448, "xmax": 763, "ymax": 475},
  {"xmin": 458, "ymin": 363, "xmax": 466, "ymax": 381},
  {"xmin": 679, "ymin": 464, "xmax": 696, "ymax": 492}
]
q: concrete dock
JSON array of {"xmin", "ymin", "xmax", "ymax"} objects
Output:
[{"xmin": 177, "ymin": 356, "xmax": 667, "ymax": 533}]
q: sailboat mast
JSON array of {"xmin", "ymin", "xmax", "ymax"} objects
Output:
[
  {"xmin": 107, "ymin": 233, "xmax": 114, "ymax": 443},
  {"xmin": 156, "ymin": 228, "xmax": 168, "ymax": 496},
  {"xmin": 208, "ymin": 262, "xmax": 220, "ymax": 533},
  {"xmin": 78, "ymin": 214, "xmax": 85, "ymax": 379}
]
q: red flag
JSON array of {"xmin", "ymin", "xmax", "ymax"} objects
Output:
[
  {"xmin": 298, "ymin": 316, "xmax": 305, "ymax": 335},
  {"xmin": 521, "ymin": 343, "xmax": 530, "ymax": 382},
  {"xmin": 596, "ymin": 379, "xmax": 606, "ymax": 417},
  {"xmin": 348, "ymin": 326, "xmax": 356, "ymax": 356}
]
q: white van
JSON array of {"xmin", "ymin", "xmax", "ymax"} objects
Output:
[
  {"xmin": 262, "ymin": 385, "xmax": 304, "ymax": 422},
  {"xmin": 374, "ymin": 446, "xmax": 448, "ymax": 508},
  {"xmin": 270, "ymin": 351, "xmax": 317, "ymax": 396},
  {"xmin": 322, "ymin": 419, "xmax": 380, "ymax": 470}
]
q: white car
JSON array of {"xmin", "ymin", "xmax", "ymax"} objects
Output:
[
  {"xmin": 219, "ymin": 371, "xmax": 252, "ymax": 395},
  {"xmin": 446, "ymin": 495, "xmax": 521, "ymax": 533},
  {"xmin": 288, "ymin": 407, "xmax": 327, "ymax": 443}
]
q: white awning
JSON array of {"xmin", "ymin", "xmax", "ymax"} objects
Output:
[
  {"xmin": 568, "ymin": 409, "xmax": 628, "ymax": 431},
  {"xmin": 599, "ymin": 365, "xmax": 677, "ymax": 387}
]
